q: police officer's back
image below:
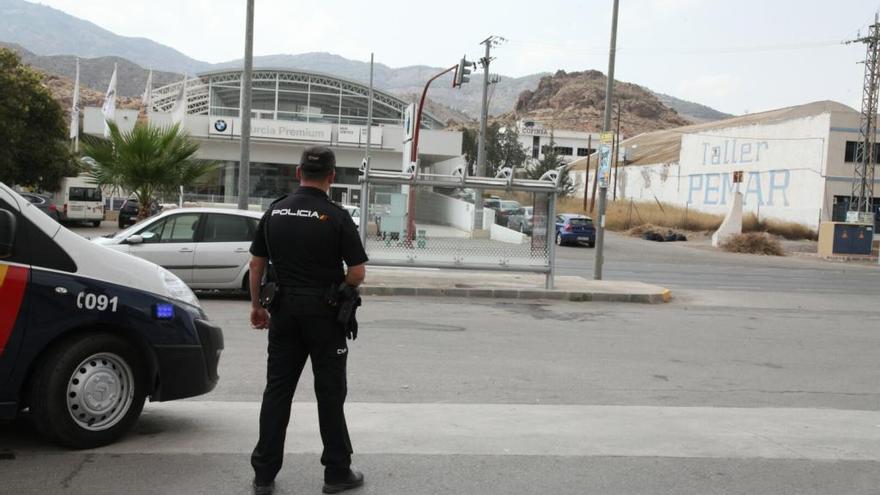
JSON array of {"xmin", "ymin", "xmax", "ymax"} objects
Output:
[{"xmin": 248, "ymin": 146, "xmax": 367, "ymax": 495}]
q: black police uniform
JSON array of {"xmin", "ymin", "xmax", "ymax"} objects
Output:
[{"xmin": 249, "ymin": 182, "xmax": 368, "ymax": 486}]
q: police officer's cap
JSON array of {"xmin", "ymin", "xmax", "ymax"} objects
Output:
[{"xmin": 300, "ymin": 146, "xmax": 336, "ymax": 175}]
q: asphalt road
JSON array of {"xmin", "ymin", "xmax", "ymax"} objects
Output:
[
  {"xmin": 2, "ymin": 221, "xmax": 878, "ymax": 494},
  {"xmin": 554, "ymin": 231, "xmax": 880, "ymax": 295}
]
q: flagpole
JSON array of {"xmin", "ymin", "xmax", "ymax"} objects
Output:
[{"xmin": 73, "ymin": 58, "xmax": 80, "ymax": 152}]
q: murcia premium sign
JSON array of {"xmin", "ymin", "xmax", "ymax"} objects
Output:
[{"xmin": 209, "ymin": 117, "xmax": 331, "ymax": 143}]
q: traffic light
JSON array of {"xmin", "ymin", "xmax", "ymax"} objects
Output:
[{"xmin": 453, "ymin": 56, "xmax": 474, "ymax": 88}]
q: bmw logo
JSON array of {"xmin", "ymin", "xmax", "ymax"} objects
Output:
[{"xmin": 214, "ymin": 119, "xmax": 228, "ymax": 132}]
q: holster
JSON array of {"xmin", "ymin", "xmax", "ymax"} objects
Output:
[
  {"xmin": 259, "ymin": 281, "xmax": 279, "ymax": 310},
  {"xmin": 332, "ymin": 283, "xmax": 362, "ymax": 339}
]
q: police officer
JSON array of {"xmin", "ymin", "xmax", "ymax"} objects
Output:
[{"xmin": 248, "ymin": 146, "xmax": 368, "ymax": 495}]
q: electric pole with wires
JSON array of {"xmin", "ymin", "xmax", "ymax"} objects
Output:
[
  {"xmin": 846, "ymin": 13, "xmax": 880, "ymax": 222},
  {"xmin": 593, "ymin": 0, "xmax": 620, "ymax": 280},
  {"xmin": 474, "ymin": 35, "xmax": 506, "ymax": 232}
]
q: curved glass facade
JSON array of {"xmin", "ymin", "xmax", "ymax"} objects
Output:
[{"xmin": 149, "ymin": 69, "xmax": 444, "ymax": 129}]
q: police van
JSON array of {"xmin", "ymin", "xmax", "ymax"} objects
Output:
[{"xmin": 0, "ymin": 182, "xmax": 223, "ymax": 448}]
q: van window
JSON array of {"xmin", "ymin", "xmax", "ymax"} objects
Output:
[
  {"xmin": 0, "ymin": 199, "xmax": 76, "ymax": 272},
  {"xmin": 69, "ymin": 187, "xmax": 102, "ymax": 202}
]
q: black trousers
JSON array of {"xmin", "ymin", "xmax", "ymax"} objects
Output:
[{"xmin": 251, "ymin": 296, "xmax": 353, "ymax": 484}]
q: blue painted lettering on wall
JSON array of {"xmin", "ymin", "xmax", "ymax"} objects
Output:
[
  {"xmin": 703, "ymin": 140, "xmax": 769, "ymax": 166},
  {"xmin": 688, "ymin": 170, "xmax": 791, "ymax": 207}
]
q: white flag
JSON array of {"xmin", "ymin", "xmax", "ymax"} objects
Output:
[
  {"xmin": 101, "ymin": 63, "xmax": 118, "ymax": 138},
  {"xmin": 170, "ymin": 74, "xmax": 188, "ymax": 124},
  {"xmin": 142, "ymin": 69, "xmax": 153, "ymax": 111},
  {"xmin": 69, "ymin": 58, "xmax": 80, "ymax": 140}
]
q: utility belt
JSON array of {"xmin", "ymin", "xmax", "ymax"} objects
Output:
[{"xmin": 279, "ymin": 285, "xmax": 330, "ymax": 298}]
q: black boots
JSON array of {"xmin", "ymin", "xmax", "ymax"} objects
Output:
[{"xmin": 322, "ymin": 468, "xmax": 365, "ymax": 494}]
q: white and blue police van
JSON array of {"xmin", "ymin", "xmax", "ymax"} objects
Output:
[{"xmin": 0, "ymin": 182, "xmax": 223, "ymax": 448}]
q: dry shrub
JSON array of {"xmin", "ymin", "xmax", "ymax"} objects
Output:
[
  {"xmin": 627, "ymin": 223, "xmax": 663, "ymax": 237},
  {"xmin": 554, "ymin": 198, "xmax": 817, "ymax": 241},
  {"xmin": 743, "ymin": 213, "xmax": 817, "ymax": 240},
  {"xmin": 720, "ymin": 233, "xmax": 784, "ymax": 256},
  {"xmin": 556, "ymin": 198, "xmax": 722, "ymax": 232}
]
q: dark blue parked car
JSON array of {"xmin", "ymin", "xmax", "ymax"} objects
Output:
[{"xmin": 555, "ymin": 214, "xmax": 596, "ymax": 247}]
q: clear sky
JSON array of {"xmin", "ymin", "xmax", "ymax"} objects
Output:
[{"xmin": 32, "ymin": 0, "xmax": 880, "ymax": 115}]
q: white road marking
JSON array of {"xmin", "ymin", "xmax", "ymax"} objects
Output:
[{"xmin": 10, "ymin": 402, "xmax": 880, "ymax": 461}]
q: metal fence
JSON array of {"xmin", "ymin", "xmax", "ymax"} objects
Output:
[{"xmin": 359, "ymin": 165, "xmax": 564, "ymax": 288}]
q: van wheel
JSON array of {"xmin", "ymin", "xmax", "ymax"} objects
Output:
[
  {"xmin": 91, "ymin": 220, "xmax": 102, "ymax": 227},
  {"xmin": 29, "ymin": 333, "xmax": 147, "ymax": 449}
]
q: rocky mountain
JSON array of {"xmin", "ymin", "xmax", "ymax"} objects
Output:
[
  {"xmin": 513, "ymin": 70, "xmax": 693, "ymax": 137},
  {"xmin": 40, "ymin": 70, "xmax": 142, "ymax": 117}
]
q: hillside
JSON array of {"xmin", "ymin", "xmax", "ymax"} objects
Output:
[
  {"xmin": 1, "ymin": 0, "xmax": 732, "ymax": 129},
  {"xmin": 41, "ymin": 70, "xmax": 142, "ymax": 117},
  {"xmin": 214, "ymin": 53, "xmax": 546, "ymax": 118},
  {"xmin": 513, "ymin": 70, "xmax": 692, "ymax": 137},
  {"xmin": 652, "ymin": 91, "xmax": 733, "ymax": 123},
  {"xmin": 2, "ymin": 42, "xmax": 182, "ymax": 98},
  {"xmin": 0, "ymin": 0, "xmax": 210, "ymax": 74}
]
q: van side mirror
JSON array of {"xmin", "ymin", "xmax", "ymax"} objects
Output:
[
  {"xmin": 0, "ymin": 210, "xmax": 16, "ymax": 259},
  {"xmin": 125, "ymin": 234, "xmax": 144, "ymax": 245}
]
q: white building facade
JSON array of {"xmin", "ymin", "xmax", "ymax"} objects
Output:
[
  {"xmin": 569, "ymin": 101, "xmax": 880, "ymax": 229},
  {"xmin": 83, "ymin": 69, "xmax": 463, "ymax": 206},
  {"xmin": 517, "ymin": 120, "xmax": 602, "ymax": 163}
]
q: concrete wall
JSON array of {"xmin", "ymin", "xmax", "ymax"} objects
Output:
[
  {"xmin": 414, "ymin": 190, "xmax": 474, "ymax": 232},
  {"xmin": 619, "ymin": 115, "xmax": 831, "ymax": 228},
  {"xmin": 490, "ymin": 223, "xmax": 526, "ymax": 244},
  {"xmin": 83, "ymin": 107, "xmax": 139, "ymax": 134}
]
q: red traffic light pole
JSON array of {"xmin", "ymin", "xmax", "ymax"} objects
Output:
[{"xmin": 405, "ymin": 63, "xmax": 459, "ymax": 244}]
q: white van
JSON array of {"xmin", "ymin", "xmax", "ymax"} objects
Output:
[
  {"xmin": 0, "ymin": 182, "xmax": 223, "ymax": 448},
  {"xmin": 54, "ymin": 175, "xmax": 105, "ymax": 226}
]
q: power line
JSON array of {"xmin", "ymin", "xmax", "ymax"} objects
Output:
[{"xmin": 507, "ymin": 38, "xmax": 847, "ymax": 56}]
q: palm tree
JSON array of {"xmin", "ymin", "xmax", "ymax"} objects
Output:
[{"xmin": 83, "ymin": 121, "xmax": 215, "ymax": 220}]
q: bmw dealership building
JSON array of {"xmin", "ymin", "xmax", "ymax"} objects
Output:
[{"xmin": 83, "ymin": 69, "xmax": 463, "ymax": 206}]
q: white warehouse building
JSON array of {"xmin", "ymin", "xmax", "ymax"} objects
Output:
[
  {"xmin": 82, "ymin": 69, "xmax": 463, "ymax": 206},
  {"xmin": 569, "ymin": 101, "xmax": 880, "ymax": 229},
  {"xmin": 517, "ymin": 120, "xmax": 602, "ymax": 163}
]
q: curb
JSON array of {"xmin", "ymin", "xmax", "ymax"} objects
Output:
[{"xmin": 361, "ymin": 286, "xmax": 671, "ymax": 304}]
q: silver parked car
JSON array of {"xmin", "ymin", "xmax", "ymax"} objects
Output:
[
  {"xmin": 507, "ymin": 206, "xmax": 534, "ymax": 235},
  {"xmin": 93, "ymin": 207, "xmax": 263, "ymax": 291}
]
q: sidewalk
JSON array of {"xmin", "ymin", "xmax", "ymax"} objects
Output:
[{"xmin": 362, "ymin": 268, "xmax": 671, "ymax": 303}]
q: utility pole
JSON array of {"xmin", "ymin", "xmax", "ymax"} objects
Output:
[
  {"xmin": 359, "ymin": 53, "xmax": 374, "ymax": 245},
  {"xmin": 474, "ymin": 35, "xmax": 505, "ymax": 232},
  {"xmin": 594, "ymin": 0, "xmax": 620, "ymax": 280},
  {"xmin": 846, "ymin": 13, "xmax": 880, "ymax": 221},
  {"xmin": 237, "ymin": 0, "xmax": 255, "ymax": 210},
  {"xmin": 613, "ymin": 102, "xmax": 622, "ymax": 201}
]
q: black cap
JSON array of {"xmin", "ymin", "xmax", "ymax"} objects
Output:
[{"xmin": 300, "ymin": 146, "xmax": 336, "ymax": 175}]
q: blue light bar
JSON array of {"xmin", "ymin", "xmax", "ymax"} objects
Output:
[{"xmin": 154, "ymin": 303, "xmax": 175, "ymax": 320}]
